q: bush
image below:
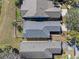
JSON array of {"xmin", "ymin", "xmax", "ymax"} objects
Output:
[
  {"xmin": 15, "ymin": 0, "xmax": 23, "ymax": 7},
  {"xmin": 0, "ymin": 49, "xmax": 3, "ymax": 53},
  {"xmin": 66, "ymin": 8, "xmax": 79, "ymax": 31},
  {"xmin": 17, "ymin": 25, "xmax": 23, "ymax": 32},
  {"xmin": 12, "ymin": 48, "xmax": 19, "ymax": 54},
  {"xmin": 16, "ymin": 8, "xmax": 21, "ymax": 20},
  {"xmin": 12, "ymin": 22, "xmax": 17, "ymax": 27},
  {"xmin": 4, "ymin": 46, "xmax": 13, "ymax": 53}
]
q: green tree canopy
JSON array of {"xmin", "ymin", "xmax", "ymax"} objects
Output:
[
  {"xmin": 65, "ymin": 0, "xmax": 75, "ymax": 5},
  {"xmin": 15, "ymin": 0, "xmax": 23, "ymax": 7},
  {"xmin": 66, "ymin": 8, "xmax": 79, "ymax": 31}
]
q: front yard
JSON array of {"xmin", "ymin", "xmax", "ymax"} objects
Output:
[{"xmin": 0, "ymin": 0, "xmax": 23, "ymax": 49}]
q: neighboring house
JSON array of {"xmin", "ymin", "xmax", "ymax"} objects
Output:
[
  {"xmin": 21, "ymin": 0, "xmax": 62, "ymax": 21},
  {"xmin": 23, "ymin": 21, "xmax": 62, "ymax": 39},
  {"xmin": 21, "ymin": 0, "xmax": 62, "ymax": 39},
  {"xmin": 20, "ymin": 41, "xmax": 62, "ymax": 59}
]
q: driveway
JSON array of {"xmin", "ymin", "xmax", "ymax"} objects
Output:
[{"xmin": 61, "ymin": 9, "xmax": 67, "ymax": 17}]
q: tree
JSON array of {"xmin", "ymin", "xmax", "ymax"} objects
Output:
[
  {"xmin": 66, "ymin": 8, "xmax": 79, "ymax": 46},
  {"xmin": 15, "ymin": 0, "xmax": 23, "ymax": 7},
  {"xmin": 12, "ymin": 48, "xmax": 19, "ymax": 54},
  {"xmin": 66, "ymin": 8, "xmax": 79, "ymax": 31},
  {"xmin": 17, "ymin": 25, "xmax": 23, "ymax": 32},
  {"xmin": 65, "ymin": 0, "xmax": 75, "ymax": 5},
  {"xmin": 67, "ymin": 31, "xmax": 79, "ymax": 45}
]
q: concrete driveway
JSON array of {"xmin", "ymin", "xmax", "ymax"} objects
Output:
[{"xmin": 61, "ymin": 9, "xmax": 67, "ymax": 17}]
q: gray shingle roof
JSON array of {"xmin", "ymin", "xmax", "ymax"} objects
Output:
[
  {"xmin": 21, "ymin": 0, "xmax": 61, "ymax": 18},
  {"xmin": 20, "ymin": 52, "xmax": 52, "ymax": 58},
  {"xmin": 24, "ymin": 30, "xmax": 49, "ymax": 38},
  {"xmin": 20, "ymin": 41, "xmax": 62, "ymax": 58},
  {"xmin": 23, "ymin": 21, "xmax": 61, "ymax": 38},
  {"xmin": 45, "ymin": 7, "xmax": 61, "ymax": 18}
]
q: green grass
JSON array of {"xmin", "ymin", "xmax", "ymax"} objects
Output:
[
  {"xmin": 0, "ymin": 0, "xmax": 2, "ymax": 25},
  {"xmin": 77, "ymin": 57, "xmax": 79, "ymax": 59},
  {"xmin": 0, "ymin": 0, "xmax": 21, "ymax": 48},
  {"xmin": 64, "ymin": 55, "xmax": 68, "ymax": 59},
  {"xmin": 16, "ymin": 8, "xmax": 22, "ymax": 21},
  {"xmin": 75, "ymin": 0, "xmax": 79, "ymax": 2},
  {"xmin": 64, "ymin": 55, "xmax": 74, "ymax": 59}
]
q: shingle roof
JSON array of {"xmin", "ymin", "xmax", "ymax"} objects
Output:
[
  {"xmin": 20, "ymin": 41, "xmax": 61, "ymax": 52},
  {"xmin": 24, "ymin": 30, "xmax": 49, "ymax": 38},
  {"xmin": 20, "ymin": 52, "xmax": 52, "ymax": 58},
  {"xmin": 21, "ymin": 0, "xmax": 61, "ymax": 18},
  {"xmin": 21, "ymin": 0, "xmax": 53, "ymax": 11},
  {"xmin": 23, "ymin": 21, "xmax": 61, "ymax": 38},
  {"xmin": 20, "ymin": 41, "xmax": 62, "ymax": 58},
  {"xmin": 23, "ymin": 21, "xmax": 60, "ymax": 30}
]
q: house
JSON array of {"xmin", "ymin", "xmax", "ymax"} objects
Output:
[
  {"xmin": 20, "ymin": 41, "xmax": 62, "ymax": 59},
  {"xmin": 23, "ymin": 21, "xmax": 62, "ymax": 39},
  {"xmin": 21, "ymin": 0, "xmax": 62, "ymax": 21}
]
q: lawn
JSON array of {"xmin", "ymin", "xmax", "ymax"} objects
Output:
[
  {"xmin": 0, "ymin": 0, "xmax": 23, "ymax": 49},
  {"xmin": 75, "ymin": 0, "xmax": 79, "ymax": 2},
  {"xmin": 16, "ymin": 8, "xmax": 22, "ymax": 21},
  {"xmin": 77, "ymin": 57, "xmax": 79, "ymax": 59},
  {"xmin": 55, "ymin": 49, "xmax": 66, "ymax": 59},
  {"xmin": 0, "ymin": 0, "xmax": 2, "ymax": 25}
]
